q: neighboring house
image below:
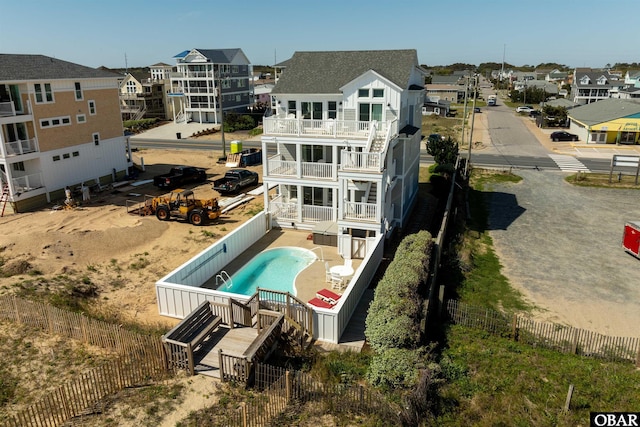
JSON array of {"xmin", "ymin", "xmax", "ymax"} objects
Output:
[
  {"xmin": 168, "ymin": 48, "xmax": 252, "ymax": 124},
  {"xmin": 150, "ymin": 62, "xmax": 173, "ymax": 82},
  {"xmin": 422, "ymin": 100, "xmax": 452, "ymax": 117},
  {"xmin": 0, "ymin": 54, "xmax": 129, "ymax": 213},
  {"xmin": 261, "ymin": 49, "xmax": 425, "ymax": 258},
  {"xmin": 618, "ymin": 87, "xmax": 640, "ymax": 100},
  {"xmin": 431, "ymin": 74, "xmax": 464, "ymax": 85},
  {"xmin": 252, "ymin": 83, "xmax": 274, "ymax": 107},
  {"xmin": 119, "ymin": 73, "xmax": 167, "ymax": 120},
  {"xmin": 426, "ymin": 83, "xmax": 464, "ymax": 103},
  {"xmin": 571, "ymin": 68, "xmax": 624, "ymax": 105},
  {"xmin": 510, "ymin": 71, "xmax": 537, "ymax": 83},
  {"xmin": 545, "ymin": 69, "xmax": 569, "ymax": 85},
  {"xmin": 567, "ymin": 98, "xmax": 640, "ymax": 144},
  {"xmin": 513, "ymin": 79, "xmax": 558, "ymax": 96}
]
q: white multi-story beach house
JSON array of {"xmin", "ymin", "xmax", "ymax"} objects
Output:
[
  {"xmin": 261, "ymin": 49, "xmax": 425, "ymax": 258},
  {"xmin": 168, "ymin": 49, "xmax": 252, "ymax": 124},
  {"xmin": 0, "ymin": 54, "xmax": 129, "ymax": 213}
]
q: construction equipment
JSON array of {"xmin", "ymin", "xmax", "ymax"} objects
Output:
[{"xmin": 152, "ymin": 189, "xmax": 220, "ymax": 226}]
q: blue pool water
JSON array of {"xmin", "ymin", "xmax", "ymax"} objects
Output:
[{"xmin": 223, "ymin": 247, "xmax": 317, "ymax": 296}]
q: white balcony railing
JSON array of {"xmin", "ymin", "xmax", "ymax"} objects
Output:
[
  {"xmin": 12, "ymin": 172, "xmax": 44, "ymax": 193},
  {"xmin": 269, "ymin": 196, "xmax": 335, "ymax": 223},
  {"xmin": 4, "ymin": 138, "xmax": 38, "ymax": 157},
  {"xmin": 267, "ymin": 157, "xmax": 297, "ymax": 176},
  {"xmin": 301, "ymin": 205, "xmax": 334, "ymax": 222},
  {"xmin": 340, "ymin": 150, "xmax": 382, "ymax": 172},
  {"xmin": 266, "ymin": 156, "xmax": 333, "ymax": 180},
  {"xmin": 343, "ymin": 201, "xmax": 378, "ymax": 221},
  {"xmin": 263, "ymin": 117, "xmax": 384, "ymax": 139},
  {"xmin": 301, "ymin": 161, "xmax": 332, "ymax": 179}
]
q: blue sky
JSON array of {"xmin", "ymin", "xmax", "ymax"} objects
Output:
[{"xmin": 1, "ymin": 0, "xmax": 636, "ymax": 70}]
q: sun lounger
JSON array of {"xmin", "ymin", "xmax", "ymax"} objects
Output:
[
  {"xmin": 316, "ymin": 288, "xmax": 341, "ymax": 304},
  {"xmin": 308, "ymin": 297, "xmax": 334, "ymax": 309}
]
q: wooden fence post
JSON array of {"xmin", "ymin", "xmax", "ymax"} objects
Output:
[
  {"xmin": 285, "ymin": 370, "xmax": 291, "ymax": 402},
  {"xmin": 511, "ymin": 313, "xmax": 518, "ymax": 341},
  {"xmin": 240, "ymin": 401, "xmax": 248, "ymax": 427},
  {"xmin": 218, "ymin": 349, "xmax": 225, "ymax": 382},
  {"xmin": 571, "ymin": 329, "xmax": 579, "ymax": 355},
  {"xmin": 636, "ymin": 345, "xmax": 640, "ymax": 368},
  {"xmin": 564, "ymin": 384, "xmax": 574, "ymax": 412},
  {"xmin": 13, "ymin": 296, "xmax": 21, "ymax": 324}
]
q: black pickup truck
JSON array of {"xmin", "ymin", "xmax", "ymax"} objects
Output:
[
  {"xmin": 212, "ymin": 169, "xmax": 259, "ymax": 194},
  {"xmin": 153, "ymin": 166, "xmax": 207, "ymax": 189}
]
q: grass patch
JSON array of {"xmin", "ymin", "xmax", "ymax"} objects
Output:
[
  {"xmin": 566, "ymin": 172, "xmax": 640, "ymax": 189},
  {"xmin": 455, "ymin": 170, "xmax": 529, "ymax": 312},
  {"xmin": 436, "ymin": 325, "xmax": 640, "ymax": 426}
]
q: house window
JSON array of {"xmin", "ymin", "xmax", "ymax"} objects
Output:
[
  {"xmin": 88, "ymin": 100, "xmax": 96, "ymax": 115},
  {"xmin": 93, "ymin": 133, "xmax": 100, "ymax": 146},
  {"xmin": 238, "ymin": 79, "xmax": 246, "ymax": 88},
  {"xmin": 63, "ymin": 153, "xmax": 70, "ymax": 159},
  {"xmin": 222, "ymin": 80, "xmax": 231, "ymax": 89},
  {"xmin": 288, "ymin": 101, "xmax": 296, "ymax": 117},
  {"xmin": 126, "ymin": 81, "xmax": 137, "ymax": 93},
  {"xmin": 620, "ymin": 132, "xmax": 636, "ymax": 144},
  {"xmin": 328, "ymin": 101, "xmax": 337, "ymax": 119},
  {"xmin": 358, "ymin": 89, "xmax": 369, "ymax": 97},
  {"xmin": 235, "ymin": 95, "xmax": 241, "ymax": 102},
  {"xmin": 40, "ymin": 119, "xmax": 50, "ymax": 128},
  {"xmin": 359, "ymin": 103, "xmax": 383, "ymax": 122},
  {"xmin": 72, "ymin": 151, "xmax": 79, "ymax": 157},
  {"xmin": 77, "ymin": 114, "xmax": 86, "ymax": 123},
  {"xmin": 40, "ymin": 116, "xmax": 71, "ymax": 129},
  {"xmin": 373, "ymin": 89, "xmax": 384, "ymax": 98},
  {"xmin": 34, "ymin": 83, "xmax": 53, "ymax": 103},
  {"xmin": 74, "ymin": 82, "xmax": 83, "ymax": 100},
  {"xmin": 13, "ymin": 162, "xmax": 25, "ymax": 172},
  {"xmin": 44, "ymin": 84, "xmax": 53, "ymax": 102},
  {"xmin": 231, "ymin": 65, "xmax": 239, "ymax": 73},
  {"xmin": 53, "ymin": 155, "xmax": 60, "ymax": 161}
]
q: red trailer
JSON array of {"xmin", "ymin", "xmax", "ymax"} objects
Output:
[{"xmin": 622, "ymin": 221, "xmax": 640, "ymax": 258}]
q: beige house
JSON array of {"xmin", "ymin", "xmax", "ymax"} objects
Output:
[{"xmin": 0, "ymin": 54, "xmax": 129, "ymax": 213}]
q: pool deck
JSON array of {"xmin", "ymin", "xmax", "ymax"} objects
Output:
[
  {"xmin": 202, "ymin": 228, "xmax": 361, "ymax": 304},
  {"xmin": 199, "ymin": 228, "xmax": 372, "ymax": 351}
]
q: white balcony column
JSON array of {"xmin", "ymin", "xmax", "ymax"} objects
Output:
[
  {"xmin": 295, "ymin": 184, "xmax": 302, "ymax": 222},
  {"xmin": 332, "ymin": 145, "xmax": 338, "ymax": 179},
  {"xmin": 0, "ymin": 132, "xmax": 7, "ymax": 158},
  {"xmin": 296, "ymin": 144, "xmax": 302, "ymax": 178}
]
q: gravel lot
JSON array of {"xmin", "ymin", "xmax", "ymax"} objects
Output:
[{"xmin": 487, "ymin": 169, "xmax": 640, "ymax": 337}]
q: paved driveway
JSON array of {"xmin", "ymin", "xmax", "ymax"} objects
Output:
[{"xmin": 487, "ymin": 170, "xmax": 640, "ymax": 337}]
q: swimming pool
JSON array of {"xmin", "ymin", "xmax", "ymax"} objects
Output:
[{"xmin": 222, "ymin": 247, "xmax": 317, "ymax": 296}]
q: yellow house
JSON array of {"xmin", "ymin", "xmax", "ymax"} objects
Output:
[{"xmin": 568, "ymin": 98, "xmax": 640, "ymax": 144}]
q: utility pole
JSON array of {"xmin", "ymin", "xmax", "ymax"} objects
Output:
[
  {"xmin": 217, "ymin": 70, "xmax": 226, "ymax": 158},
  {"xmin": 460, "ymin": 75, "xmax": 470, "ymax": 157},
  {"xmin": 466, "ymin": 74, "xmax": 479, "ymax": 176}
]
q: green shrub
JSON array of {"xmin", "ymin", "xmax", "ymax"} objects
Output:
[{"xmin": 367, "ymin": 348, "xmax": 426, "ymax": 389}]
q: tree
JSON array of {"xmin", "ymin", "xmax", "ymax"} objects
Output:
[{"xmin": 426, "ymin": 136, "xmax": 458, "ymax": 166}]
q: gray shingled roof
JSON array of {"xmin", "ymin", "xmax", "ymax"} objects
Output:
[
  {"xmin": 194, "ymin": 49, "xmax": 243, "ymax": 64},
  {"xmin": 271, "ymin": 50, "xmax": 418, "ymax": 95},
  {"xmin": 568, "ymin": 98, "xmax": 640, "ymax": 125},
  {"xmin": 0, "ymin": 54, "xmax": 121, "ymax": 81}
]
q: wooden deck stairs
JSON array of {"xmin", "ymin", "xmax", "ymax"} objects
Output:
[{"xmin": 0, "ymin": 183, "xmax": 9, "ymax": 217}]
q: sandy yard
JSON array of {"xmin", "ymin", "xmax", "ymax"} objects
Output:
[{"xmin": 0, "ymin": 136, "xmax": 264, "ymax": 329}]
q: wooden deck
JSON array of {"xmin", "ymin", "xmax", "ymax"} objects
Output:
[{"xmin": 193, "ymin": 325, "xmax": 258, "ymax": 378}]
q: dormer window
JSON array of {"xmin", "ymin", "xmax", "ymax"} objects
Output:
[
  {"xmin": 373, "ymin": 89, "xmax": 384, "ymax": 98},
  {"xmin": 597, "ymin": 76, "xmax": 608, "ymax": 85},
  {"xmin": 580, "ymin": 76, "xmax": 591, "ymax": 85},
  {"xmin": 358, "ymin": 89, "xmax": 369, "ymax": 97}
]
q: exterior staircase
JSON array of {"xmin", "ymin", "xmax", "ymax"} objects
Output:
[{"xmin": 0, "ymin": 183, "xmax": 9, "ymax": 217}]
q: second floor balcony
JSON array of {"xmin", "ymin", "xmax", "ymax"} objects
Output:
[
  {"xmin": 3, "ymin": 138, "xmax": 39, "ymax": 158},
  {"xmin": 267, "ymin": 155, "xmax": 334, "ymax": 180}
]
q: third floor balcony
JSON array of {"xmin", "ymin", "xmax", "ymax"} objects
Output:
[{"xmin": 264, "ymin": 117, "xmax": 390, "ymax": 140}]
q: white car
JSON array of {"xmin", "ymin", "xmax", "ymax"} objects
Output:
[{"xmin": 516, "ymin": 106, "xmax": 535, "ymax": 113}]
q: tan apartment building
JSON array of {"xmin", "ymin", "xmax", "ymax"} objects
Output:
[{"xmin": 0, "ymin": 54, "xmax": 129, "ymax": 213}]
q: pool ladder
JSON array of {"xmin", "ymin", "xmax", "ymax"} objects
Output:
[
  {"xmin": 215, "ymin": 270, "xmax": 232, "ymax": 289},
  {"xmin": 310, "ymin": 246, "xmax": 324, "ymax": 261}
]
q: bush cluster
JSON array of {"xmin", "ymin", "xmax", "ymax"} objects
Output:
[{"xmin": 365, "ymin": 231, "xmax": 434, "ymax": 389}]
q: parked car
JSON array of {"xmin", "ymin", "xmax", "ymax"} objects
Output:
[
  {"xmin": 474, "ymin": 107, "xmax": 481, "ymax": 113},
  {"xmin": 516, "ymin": 106, "xmax": 535, "ymax": 113},
  {"xmin": 550, "ymin": 131, "xmax": 579, "ymax": 142},
  {"xmin": 213, "ymin": 169, "xmax": 259, "ymax": 194},
  {"xmin": 153, "ymin": 166, "xmax": 207, "ymax": 189}
]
